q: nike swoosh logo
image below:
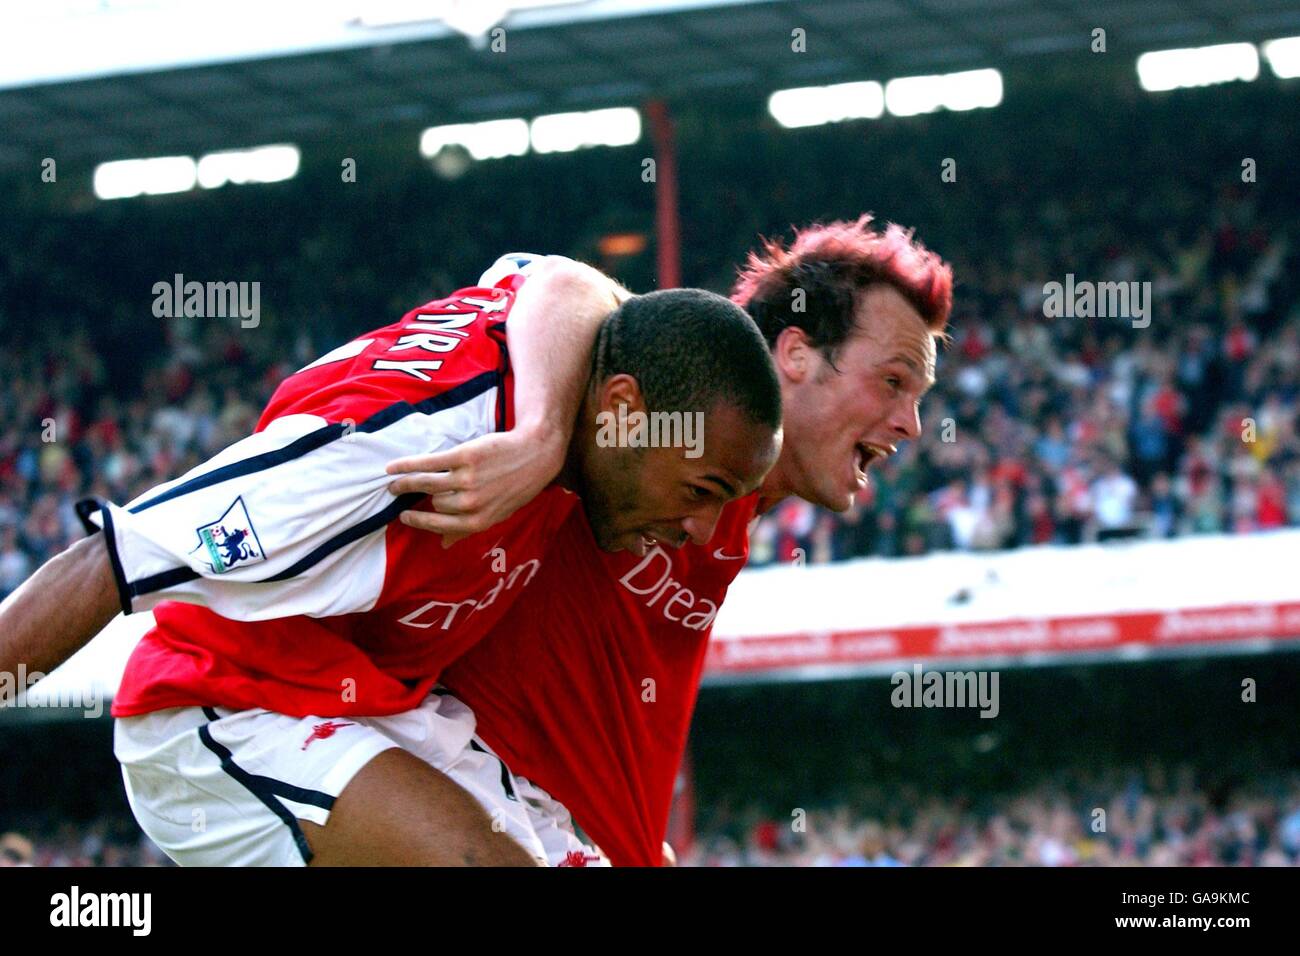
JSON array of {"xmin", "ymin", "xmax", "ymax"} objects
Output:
[{"xmin": 713, "ymin": 548, "xmax": 746, "ymax": 561}]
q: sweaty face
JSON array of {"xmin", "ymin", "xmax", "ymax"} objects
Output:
[
  {"xmin": 582, "ymin": 401, "xmax": 781, "ymax": 554},
  {"xmin": 780, "ymin": 284, "xmax": 937, "ymax": 512}
]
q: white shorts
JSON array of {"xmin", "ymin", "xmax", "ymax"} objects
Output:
[{"xmin": 114, "ymin": 691, "xmax": 604, "ymax": 867}]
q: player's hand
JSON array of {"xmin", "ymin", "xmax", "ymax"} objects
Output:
[
  {"xmin": 662, "ymin": 841, "xmax": 678, "ymax": 867},
  {"xmin": 386, "ymin": 424, "xmax": 566, "ymax": 548}
]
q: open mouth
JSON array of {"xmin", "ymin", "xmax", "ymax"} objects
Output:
[{"xmin": 854, "ymin": 442, "xmax": 893, "ymax": 485}]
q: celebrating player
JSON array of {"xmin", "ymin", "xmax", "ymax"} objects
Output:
[
  {"xmin": 392, "ymin": 217, "xmax": 953, "ymax": 865},
  {"xmin": 0, "ymin": 258, "xmax": 783, "ymax": 865}
]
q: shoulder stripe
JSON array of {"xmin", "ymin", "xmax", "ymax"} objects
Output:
[
  {"xmin": 260, "ymin": 493, "xmax": 423, "ymax": 583},
  {"xmin": 129, "ymin": 370, "xmax": 501, "ymax": 515},
  {"xmin": 125, "ymin": 492, "xmax": 425, "ymax": 601}
]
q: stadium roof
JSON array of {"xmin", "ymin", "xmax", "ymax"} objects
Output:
[{"xmin": 2, "ymin": 0, "xmax": 1299, "ymax": 171}]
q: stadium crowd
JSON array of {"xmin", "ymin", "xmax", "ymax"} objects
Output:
[
  {"xmin": 683, "ymin": 766, "xmax": 1300, "ymax": 867},
  {"xmin": 1, "ymin": 821, "xmax": 167, "ymax": 868}
]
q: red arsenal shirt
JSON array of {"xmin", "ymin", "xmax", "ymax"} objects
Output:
[
  {"xmin": 99, "ymin": 273, "xmax": 576, "ymax": 718},
  {"xmin": 442, "ymin": 492, "xmax": 761, "ymax": 866}
]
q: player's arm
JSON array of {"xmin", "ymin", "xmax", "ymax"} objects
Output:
[
  {"xmin": 387, "ymin": 256, "xmax": 629, "ymax": 541},
  {"xmin": 0, "ymin": 535, "xmax": 119, "ymax": 685},
  {"xmin": 509, "ymin": 256, "xmax": 631, "ymax": 442},
  {"xmin": 48, "ymin": 393, "xmax": 490, "ymax": 626}
]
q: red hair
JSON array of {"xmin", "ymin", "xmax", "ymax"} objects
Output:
[{"xmin": 731, "ymin": 215, "xmax": 953, "ymax": 351}]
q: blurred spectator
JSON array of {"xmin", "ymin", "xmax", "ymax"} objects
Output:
[
  {"xmin": 1092, "ymin": 458, "xmax": 1140, "ymax": 541},
  {"xmin": 0, "ymin": 832, "xmax": 33, "ymax": 867}
]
